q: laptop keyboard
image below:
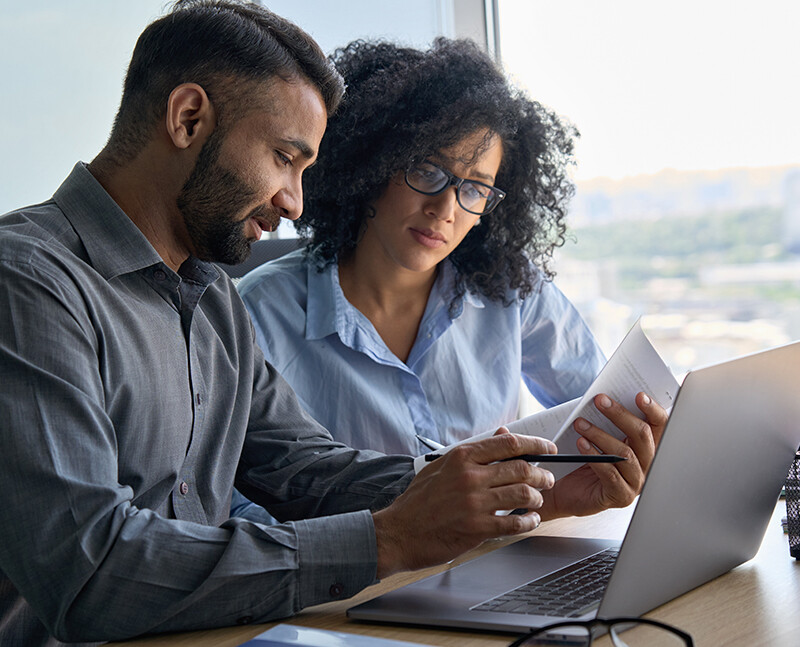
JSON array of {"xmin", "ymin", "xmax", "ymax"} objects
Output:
[{"xmin": 472, "ymin": 548, "xmax": 619, "ymax": 618}]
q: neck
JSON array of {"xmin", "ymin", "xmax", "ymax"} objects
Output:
[
  {"xmin": 338, "ymin": 246, "xmax": 437, "ymax": 314},
  {"xmin": 338, "ymin": 246, "xmax": 438, "ymax": 364},
  {"xmin": 89, "ymin": 147, "xmax": 192, "ymax": 272}
]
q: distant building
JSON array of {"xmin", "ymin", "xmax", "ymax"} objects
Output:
[{"xmin": 572, "ymin": 166, "xmax": 798, "ymax": 225}]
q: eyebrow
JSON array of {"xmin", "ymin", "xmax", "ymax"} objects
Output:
[
  {"xmin": 469, "ymin": 169, "xmax": 497, "ymax": 183},
  {"xmin": 431, "ymin": 156, "xmax": 496, "ymax": 184},
  {"xmin": 280, "ymin": 137, "xmax": 316, "ymax": 162}
]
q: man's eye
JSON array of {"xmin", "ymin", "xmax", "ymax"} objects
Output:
[{"xmin": 276, "ymin": 151, "xmax": 292, "ymax": 166}]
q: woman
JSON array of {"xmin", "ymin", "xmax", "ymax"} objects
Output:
[{"xmin": 237, "ymin": 38, "xmax": 606, "ymax": 455}]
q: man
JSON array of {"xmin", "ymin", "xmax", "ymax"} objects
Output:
[{"xmin": 0, "ymin": 2, "xmax": 666, "ymax": 645}]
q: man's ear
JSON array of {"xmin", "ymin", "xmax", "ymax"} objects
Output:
[{"xmin": 165, "ymin": 83, "xmax": 216, "ymax": 150}]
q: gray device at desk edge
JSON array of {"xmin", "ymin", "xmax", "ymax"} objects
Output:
[{"xmin": 348, "ymin": 341, "xmax": 800, "ymax": 632}]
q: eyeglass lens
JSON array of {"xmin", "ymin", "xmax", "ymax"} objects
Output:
[
  {"xmin": 405, "ymin": 162, "xmax": 499, "ymax": 214},
  {"xmin": 518, "ymin": 621, "xmax": 688, "ymax": 647}
]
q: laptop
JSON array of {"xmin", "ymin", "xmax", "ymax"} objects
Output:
[{"xmin": 348, "ymin": 340, "xmax": 800, "ymax": 632}]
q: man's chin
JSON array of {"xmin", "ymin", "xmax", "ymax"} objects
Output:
[{"xmin": 204, "ymin": 238, "xmax": 253, "ymax": 267}]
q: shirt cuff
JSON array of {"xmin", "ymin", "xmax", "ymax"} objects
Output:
[{"xmin": 293, "ymin": 509, "xmax": 378, "ymax": 609}]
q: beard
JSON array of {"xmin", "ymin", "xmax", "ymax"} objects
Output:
[{"xmin": 176, "ymin": 129, "xmax": 268, "ymax": 266}]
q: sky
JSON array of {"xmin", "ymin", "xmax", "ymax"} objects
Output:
[
  {"xmin": 499, "ymin": 0, "xmax": 800, "ymax": 180},
  {"xmin": 0, "ymin": 0, "xmax": 797, "ymax": 213}
]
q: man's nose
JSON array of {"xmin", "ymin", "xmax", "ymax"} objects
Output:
[{"xmin": 272, "ymin": 183, "xmax": 302, "ymax": 221}]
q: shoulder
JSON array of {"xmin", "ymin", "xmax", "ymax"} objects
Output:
[
  {"xmin": 469, "ymin": 260, "xmax": 558, "ymax": 313},
  {"xmin": 1, "ymin": 201, "xmax": 75, "ymax": 255},
  {"xmin": 515, "ymin": 278, "xmax": 583, "ymax": 331},
  {"xmin": 236, "ymin": 248, "xmax": 318, "ymax": 341},
  {"xmin": 0, "ymin": 202, "xmax": 86, "ymax": 287},
  {"xmin": 237, "ymin": 247, "xmax": 309, "ymax": 300}
]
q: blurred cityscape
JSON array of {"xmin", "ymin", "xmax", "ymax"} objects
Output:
[{"xmin": 555, "ymin": 164, "xmax": 800, "ymax": 380}]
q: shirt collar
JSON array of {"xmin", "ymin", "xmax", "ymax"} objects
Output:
[
  {"xmin": 304, "ymin": 258, "xmax": 485, "ymax": 342},
  {"xmin": 305, "ymin": 260, "xmax": 343, "ymax": 340},
  {"xmin": 52, "ymin": 162, "xmax": 219, "ymax": 284}
]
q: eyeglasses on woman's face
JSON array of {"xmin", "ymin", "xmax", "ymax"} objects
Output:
[
  {"xmin": 507, "ymin": 617, "xmax": 694, "ymax": 647},
  {"xmin": 404, "ymin": 160, "xmax": 506, "ymax": 216}
]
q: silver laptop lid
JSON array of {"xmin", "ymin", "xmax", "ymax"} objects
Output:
[
  {"xmin": 348, "ymin": 341, "xmax": 800, "ymax": 633},
  {"xmin": 599, "ymin": 340, "xmax": 800, "ymax": 618}
]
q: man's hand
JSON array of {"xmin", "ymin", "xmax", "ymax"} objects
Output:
[
  {"xmin": 539, "ymin": 391, "xmax": 668, "ymax": 520},
  {"xmin": 373, "ymin": 432, "xmax": 557, "ymax": 579}
]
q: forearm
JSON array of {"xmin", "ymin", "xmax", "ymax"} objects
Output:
[
  {"xmin": 5, "ymin": 502, "xmax": 379, "ymax": 642},
  {"xmin": 236, "ymin": 361, "xmax": 416, "ymax": 520}
]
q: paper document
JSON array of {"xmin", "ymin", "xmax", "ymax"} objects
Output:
[
  {"xmin": 413, "ymin": 319, "xmax": 681, "ymax": 479},
  {"xmin": 536, "ymin": 319, "xmax": 679, "ymax": 478},
  {"xmin": 238, "ymin": 623, "xmax": 434, "ymax": 646}
]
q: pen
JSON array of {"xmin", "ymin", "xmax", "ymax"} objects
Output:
[
  {"xmin": 423, "ymin": 453, "xmax": 626, "ymax": 463},
  {"xmin": 415, "ymin": 434, "xmax": 445, "ymax": 450}
]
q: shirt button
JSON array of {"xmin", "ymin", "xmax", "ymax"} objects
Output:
[
  {"xmin": 329, "ymin": 583, "xmax": 344, "ymax": 597},
  {"xmin": 195, "ymin": 392, "xmax": 202, "ymax": 406},
  {"xmin": 154, "ymin": 269, "xmax": 167, "ymax": 281},
  {"xmin": 236, "ymin": 615, "xmax": 254, "ymax": 625},
  {"xmin": 179, "ymin": 481, "xmax": 189, "ymax": 495}
]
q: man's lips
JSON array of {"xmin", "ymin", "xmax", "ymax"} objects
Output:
[
  {"xmin": 253, "ymin": 216, "xmax": 275, "ymax": 233},
  {"xmin": 248, "ymin": 212, "xmax": 281, "ymax": 238}
]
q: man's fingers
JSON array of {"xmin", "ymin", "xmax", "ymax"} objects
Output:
[
  {"xmin": 435, "ymin": 443, "xmax": 555, "ymax": 491},
  {"xmin": 487, "ymin": 460, "xmax": 555, "ymax": 490},
  {"xmin": 494, "ymin": 510, "xmax": 542, "ymax": 536},
  {"xmin": 463, "ymin": 429, "xmax": 557, "ymax": 465},
  {"xmin": 491, "ymin": 481, "xmax": 546, "ymax": 510}
]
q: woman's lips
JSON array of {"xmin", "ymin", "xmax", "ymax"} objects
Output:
[{"xmin": 409, "ymin": 227, "xmax": 446, "ymax": 248}]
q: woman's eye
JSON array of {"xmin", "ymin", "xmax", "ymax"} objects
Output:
[
  {"xmin": 462, "ymin": 184, "xmax": 484, "ymax": 200},
  {"xmin": 418, "ymin": 166, "xmax": 444, "ymax": 182}
]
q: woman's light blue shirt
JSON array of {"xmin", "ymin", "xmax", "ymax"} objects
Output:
[{"xmin": 237, "ymin": 249, "xmax": 605, "ymax": 456}]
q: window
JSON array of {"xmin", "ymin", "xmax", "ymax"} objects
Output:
[
  {"xmin": 498, "ymin": 0, "xmax": 800, "ymax": 375},
  {"xmin": 0, "ymin": 0, "xmax": 458, "ymax": 216}
]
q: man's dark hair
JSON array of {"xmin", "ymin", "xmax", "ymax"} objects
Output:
[
  {"xmin": 104, "ymin": 0, "xmax": 344, "ymax": 164},
  {"xmin": 296, "ymin": 38, "xmax": 578, "ymax": 304}
]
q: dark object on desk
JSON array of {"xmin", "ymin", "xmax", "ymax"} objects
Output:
[
  {"xmin": 507, "ymin": 616, "xmax": 694, "ymax": 647},
  {"xmin": 423, "ymin": 453, "xmax": 625, "ymax": 463},
  {"xmin": 785, "ymin": 451, "xmax": 800, "ymax": 559}
]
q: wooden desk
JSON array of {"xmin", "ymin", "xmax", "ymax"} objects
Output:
[{"xmin": 110, "ymin": 501, "xmax": 799, "ymax": 647}]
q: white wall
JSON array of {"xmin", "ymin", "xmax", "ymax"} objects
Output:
[{"xmin": 0, "ymin": 0, "xmax": 476, "ymax": 214}]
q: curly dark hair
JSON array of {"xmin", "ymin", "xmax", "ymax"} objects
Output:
[{"xmin": 296, "ymin": 37, "xmax": 578, "ymax": 303}]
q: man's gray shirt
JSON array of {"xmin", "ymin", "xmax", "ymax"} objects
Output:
[{"xmin": 0, "ymin": 164, "xmax": 414, "ymax": 646}]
